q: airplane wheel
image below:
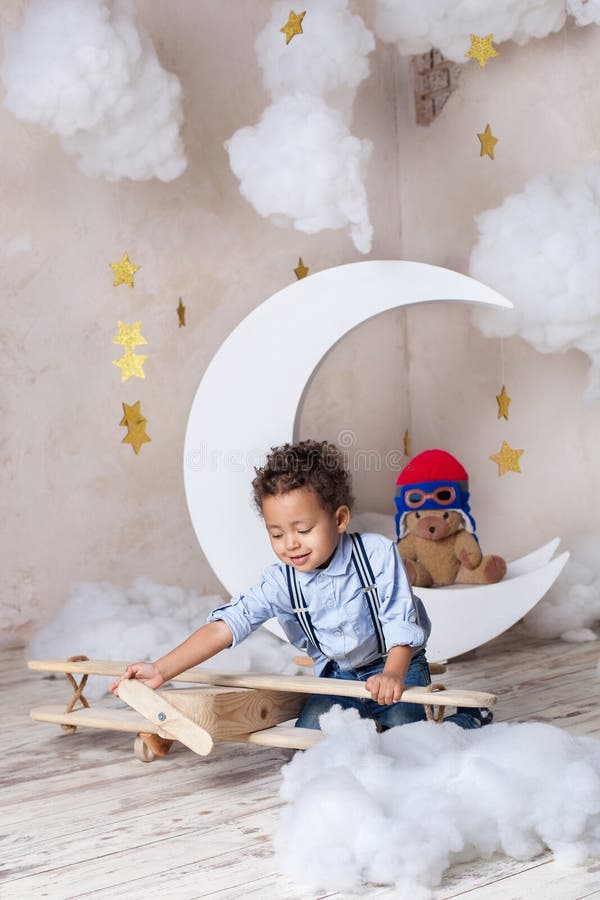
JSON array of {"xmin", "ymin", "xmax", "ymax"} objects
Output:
[{"xmin": 134, "ymin": 735, "xmax": 156, "ymax": 762}]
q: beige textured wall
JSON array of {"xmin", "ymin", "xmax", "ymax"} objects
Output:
[
  {"xmin": 389, "ymin": 20, "xmax": 600, "ymax": 558},
  {"xmin": 2, "ymin": 2, "xmax": 599, "ymax": 642},
  {"xmin": 303, "ymin": 16, "xmax": 600, "ymax": 561}
]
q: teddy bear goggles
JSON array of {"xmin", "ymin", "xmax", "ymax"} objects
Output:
[
  {"xmin": 403, "ymin": 485, "xmax": 457, "ymax": 509},
  {"xmin": 396, "ymin": 480, "xmax": 464, "ymax": 512}
]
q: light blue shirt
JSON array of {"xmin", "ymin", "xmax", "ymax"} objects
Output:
[{"xmin": 207, "ymin": 532, "xmax": 431, "ymax": 675}]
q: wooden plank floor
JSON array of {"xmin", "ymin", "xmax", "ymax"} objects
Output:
[{"xmin": 2, "ymin": 629, "xmax": 600, "ymax": 900}]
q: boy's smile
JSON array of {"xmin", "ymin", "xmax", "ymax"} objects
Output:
[{"xmin": 262, "ymin": 487, "xmax": 350, "ymax": 572}]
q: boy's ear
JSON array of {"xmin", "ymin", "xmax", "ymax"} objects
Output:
[{"xmin": 336, "ymin": 505, "xmax": 351, "ymax": 532}]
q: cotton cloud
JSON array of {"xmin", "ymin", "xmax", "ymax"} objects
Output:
[
  {"xmin": 26, "ymin": 576, "xmax": 299, "ymax": 698},
  {"xmin": 469, "ymin": 166, "xmax": 600, "ymax": 404},
  {"xmin": 1, "ymin": 0, "xmax": 186, "ymax": 181},
  {"xmin": 373, "ymin": 0, "xmax": 568, "ymax": 62},
  {"xmin": 226, "ymin": 93, "xmax": 373, "ymax": 253},
  {"xmin": 227, "ymin": 0, "xmax": 374, "ymax": 253},
  {"xmin": 523, "ymin": 535, "xmax": 600, "ymax": 641},
  {"xmin": 568, "ymin": 0, "xmax": 600, "ymax": 26},
  {"xmin": 276, "ymin": 707, "xmax": 600, "ymax": 895},
  {"xmin": 256, "ymin": 0, "xmax": 374, "ymax": 110}
]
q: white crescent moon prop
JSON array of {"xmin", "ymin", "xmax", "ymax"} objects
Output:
[
  {"xmin": 184, "ymin": 260, "xmax": 566, "ymax": 661},
  {"xmin": 423, "ymin": 540, "xmax": 569, "ymax": 662}
]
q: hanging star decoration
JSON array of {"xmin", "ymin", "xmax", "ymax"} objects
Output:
[
  {"xmin": 113, "ymin": 350, "xmax": 147, "ymax": 381},
  {"xmin": 120, "ymin": 400, "xmax": 145, "ymax": 427},
  {"xmin": 112, "ymin": 321, "xmax": 148, "ymax": 351},
  {"xmin": 490, "ymin": 440, "xmax": 523, "ymax": 476},
  {"xmin": 496, "ymin": 385, "xmax": 511, "ymax": 420},
  {"xmin": 109, "ymin": 252, "xmax": 140, "ymax": 288},
  {"xmin": 280, "ymin": 10, "xmax": 305, "ymax": 44},
  {"xmin": 478, "ymin": 124, "xmax": 498, "ymax": 159},
  {"xmin": 120, "ymin": 401, "xmax": 151, "ymax": 454},
  {"xmin": 177, "ymin": 297, "xmax": 186, "ymax": 327},
  {"xmin": 403, "ymin": 429, "xmax": 411, "ymax": 458},
  {"xmin": 465, "ymin": 34, "xmax": 499, "ymax": 68},
  {"xmin": 294, "ymin": 257, "xmax": 309, "ymax": 280},
  {"xmin": 112, "ymin": 321, "xmax": 148, "ymax": 382}
]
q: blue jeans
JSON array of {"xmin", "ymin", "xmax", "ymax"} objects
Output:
[{"xmin": 295, "ymin": 650, "xmax": 484, "ymax": 731}]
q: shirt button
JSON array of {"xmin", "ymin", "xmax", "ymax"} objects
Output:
[
  {"xmin": 326, "ymin": 598, "xmax": 334, "ymax": 607},
  {"xmin": 335, "ymin": 629, "xmax": 342, "ymax": 636}
]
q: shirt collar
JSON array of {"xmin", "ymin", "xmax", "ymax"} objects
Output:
[{"xmin": 296, "ymin": 531, "xmax": 353, "ymax": 584}]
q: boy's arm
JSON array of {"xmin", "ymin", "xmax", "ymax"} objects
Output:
[
  {"xmin": 363, "ymin": 537, "xmax": 430, "ymax": 705},
  {"xmin": 155, "ymin": 620, "xmax": 234, "ymax": 681},
  {"xmin": 376, "ymin": 540, "xmax": 430, "ymax": 649},
  {"xmin": 366, "ymin": 644, "xmax": 412, "ymax": 705},
  {"xmin": 109, "ymin": 620, "xmax": 233, "ymax": 694}
]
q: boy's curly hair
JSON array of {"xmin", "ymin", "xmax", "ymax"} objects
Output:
[{"xmin": 252, "ymin": 439, "xmax": 354, "ymax": 514}]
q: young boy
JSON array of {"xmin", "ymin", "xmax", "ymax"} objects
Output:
[{"xmin": 110, "ymin": 440, "xmax": 491, "ymax": 730}]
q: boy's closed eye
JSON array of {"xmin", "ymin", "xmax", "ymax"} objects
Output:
[{"xmin": 269, "ymin": 527, "xmax": 313, "ymax": 538}]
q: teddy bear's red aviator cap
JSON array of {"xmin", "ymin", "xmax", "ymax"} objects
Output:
[{"xmin": 396, "ymin": 449, "xmax": 468, "ymax": 486}]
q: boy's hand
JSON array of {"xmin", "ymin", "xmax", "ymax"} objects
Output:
[
  {"xmin": 365, "ymin": 673, "xmax": 405, "ymax": 706},
  {"xmin": 109, "ymin": 662, "xmax": 165, "ymax": 696}
]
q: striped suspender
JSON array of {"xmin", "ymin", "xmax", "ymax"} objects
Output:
[
  {"xmin": 349, "ymin": 533, "xmax": 387, "ymax": 656},
  {"xmin": 285, "ymin": 564, "xmax": 324, "ymax": 654},
  {"xmin": 286, "ymin": 533, "xmax": 386, "ymax": 657}
]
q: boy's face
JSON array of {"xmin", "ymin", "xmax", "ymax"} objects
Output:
[{"xmin": 262, "ymin": 487, "xmax": 350, "ymax": 572}]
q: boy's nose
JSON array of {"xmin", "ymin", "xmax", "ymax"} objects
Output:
[{"xmin": 285, "ymin": 533, "xmax": 301, "ymax": 550}]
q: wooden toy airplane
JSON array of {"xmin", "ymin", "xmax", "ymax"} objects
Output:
[{"xmin": 28, "ymin": 657, "xmax": 497, "ymax": 762}]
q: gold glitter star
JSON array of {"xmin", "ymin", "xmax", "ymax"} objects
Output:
[
  {"xmin": 120, "ymin": 401, "xmax": 146, "ymax": 428},
  {"xmin": 120, "ymin": 401, "xmax": 151, "ymax": 454},
  {"xmin": 403, "ymin": 429, "xmax": 411, "ymax": 458},
  {"xmin": 478, "ymin": 123, "xmax": 498, "ymax": 160},
  {"xmin": 122, "ymin": 420, "xmax": 152, "ymax": 454},
  {"xmin": 280, "ymin": 10, "xmax": 306, "ymax": 45},
  {"xmin": 496, "ymin": 385, "xmax": 511, "ymax": 420},
  {"xmin": 490, "ymin": 440, "xmax": 523, "ymax": 476},
  {"xmin": 113, "ymin": 349, "xmax": 147, "ymax": 382},
  {"xmin": 177, "ymin": 297, "xmax": 186, "ymax": 327},
  {"xmin": 465, "ymin": 34, "xmax": 499, "ymax": 68},
  {"xmin": 294, "ymin": 257, "xmax": 309, "ymax": 280},
  {"xmin": 112, "ymin": 321, "xmax": 148, "ymax": 351},
  {"xmin": 109, "ymin": 252, "xmax": 140, "ymax": 288}
]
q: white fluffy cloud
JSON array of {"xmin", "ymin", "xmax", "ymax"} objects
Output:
[
  {"xmin": 226, "ymin": 0, "xmax": 374, "ymax": 253},
  {"xmin": 226, "ymin": 93, "xmax": 373, "ymax": 253},
  {"xmin": 523, "ymin": 535, "xmax": 600, "ymax": 641},
  {"xmin": 1, "ymin": 0, "xmax": 186, "ymax": 181},
  {"xmin": 373, "ymin": 0, "xmax": 570, "ymax": 61},
  {"xmin": 568, "ymin": 0, "xmax": 600, "ymax": 26},
  {"xmin": 469, "ymin": 166, "xmax": 600, "ymax": 404},
  {"xmin": 256, "ymin": 0, "xmax": 374, "ymax": 109},
  {"xmin": 26, "ymin": 576, "xmax": 299, "ymax": 698},
  {"xmin": 276, "ymin": 707, "xmax": 600, "ymax": 894}
]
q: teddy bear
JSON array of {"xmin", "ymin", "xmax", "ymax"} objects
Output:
[{"xmin": 394, "ymin": 449, "xmax": 507, "ymax": 588}]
